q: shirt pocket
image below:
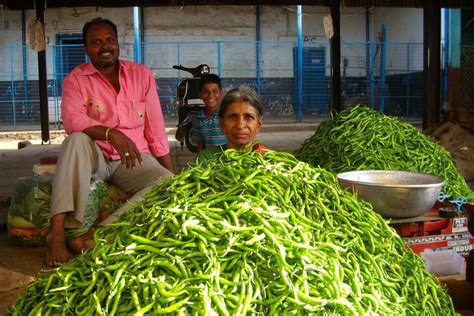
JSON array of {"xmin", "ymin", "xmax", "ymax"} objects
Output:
[
  {"xmin": 85, "ymin": 99, "xmax": 104, "ymax": 122},
  {"xmin": 127, "ymin": 101, "xmax": 146, "ymax": 128}
]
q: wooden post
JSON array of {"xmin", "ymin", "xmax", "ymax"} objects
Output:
[{"xmin": 36, "ymin": 0, "xmax": 49, "ymax": 143}]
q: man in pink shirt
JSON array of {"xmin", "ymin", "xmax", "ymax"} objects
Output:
[{"xmin": 46, "ymin": 17, "xmax": 174, "ymax": 266}]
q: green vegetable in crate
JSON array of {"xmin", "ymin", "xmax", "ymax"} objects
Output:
[
  {"xmin": 7, "ymin": 150, "xmax": 455, "ymax": 315},
  {"xmin": 294, "ymin": 106, "xmax": 474, "ymax": 201}
]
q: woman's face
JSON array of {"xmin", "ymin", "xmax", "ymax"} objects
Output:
[{"xmin": 220, "ymin": 101, "xmax": 262, "ymax": 150}]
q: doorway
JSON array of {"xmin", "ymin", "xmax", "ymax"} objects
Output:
[
  {"xmin": 293, "ymin": 47, "xmax": 327, "ymax": 114},
  {"xmin": 49, "ymin": 34, "xmax": 85, "ymax": 123},
  {"xmin": 55, "ymin": 34, "xmax": 85, "ymax": 84}
]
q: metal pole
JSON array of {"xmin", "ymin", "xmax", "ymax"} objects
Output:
[
  {"xmin": 296, "ymin": 5, "xmax": 303, "ymax": 123},
  {"xmin": 379, "ymin": 24, "xmax": 387, "ymax": 113},
  {"xmin": 177, "ymin": 42, "xmax": 180, "ymax": 65},
  {"xmin": 9, "ymin": 46, "xmax": 17, "ymax": 127},
  {"xmin": 51, "ymin": 44, "xmax": 60, "ymax": 129},
  {"xmin": 140, "ymin": 6, "xmax": 145, "ymax": 64},
  {"xmin": 370, "ymin": 43, "xmax": 375, "ymax": 109},
  {"xmin": 448, "ymin": 9, "xmax": 461, "ymax": 108},
  {"xmin": 406, "ymin": 43, "xmax": 410, "ymax": 116},
  {"xmin": 443, "ymin": 9, "xmax": 449, "ymax": 105},
  {"xmin": 133, "ymin": 6, "xmax": 141, "ymax": 63},
  {"xmin": 217, "ymin": 42, "xmax": 221, "ymax": 77},
  {"xmin": 256, "ymin": 4, "xmax": 261, "ymax": 95},
  {"xmin": 21, "ymin": 9, "xmax": 29, "ymax": 122},
  {"xmin": 365, "ymin": 7, "xmax": 370, "ymax": 88}
]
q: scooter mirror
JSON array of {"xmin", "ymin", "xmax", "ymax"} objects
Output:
[{"xmin": 200, "ymin": 64, "xmax": 210, "ymax": 75}]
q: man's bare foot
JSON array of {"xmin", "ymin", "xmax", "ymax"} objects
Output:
[
  {"xmin": 68, "ymin": 230, "xmax": 95, "ymax": 254},
  {"xmin": 46, "ymin": 233, "xmax": 74, "ymax": 267}
]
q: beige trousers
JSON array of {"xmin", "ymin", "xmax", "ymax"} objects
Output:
[{"xmin": 50, "ymin": 133, "xmax": 173, "ymax": 228}]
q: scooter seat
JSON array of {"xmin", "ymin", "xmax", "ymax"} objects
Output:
[{"xmin": 186, "ymin": 99, "xmax": 205, "ymax": 106}]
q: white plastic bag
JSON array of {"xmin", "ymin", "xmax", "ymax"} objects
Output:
[{"xmin": 421, "ymin": 250, "xmax": 466, "ymax": 277}]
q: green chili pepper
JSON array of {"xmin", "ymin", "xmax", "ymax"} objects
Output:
[{"xmin": 7, "ymin": 150, "xmax": 455, "ymax": 315}]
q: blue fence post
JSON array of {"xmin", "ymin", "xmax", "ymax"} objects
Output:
[
  {"xmin": 133, "ymin": 6, "xmax": 141, "ymax": 63},
  {"xmin": 370, "ymin": 42, "xmax": 375, "ymax": 109},
  {"xmin": 406, "ymin": 43, "xmax": 411, "ymax": 116},
  {"xmin": 217, "ymin": 41, "xmax": 221, "ymax": 77},
  {"xmin": 256, "ymin": 4, "xmax": 262, "ymax": 95},
  {"xmin": 295, "ymin": 5, "xmax": 303, "ymax": 123},
  {"xmin": 379, "ymin": 24, "xmax": 387, "ymax": 114},
  {"xmin": 176, "ymin": 42, "xmax": 181, "ymax": 74},
  {"xmin": 443, "ymin": 8, "xmax": 449, "ymax": 106},
  {"xmin": 50, "ymin": 45, "xmax": 55, "ymax": 127},
  {"xmin": 256, "ymin": 40, "xmax": 261, "ymax": 95},
  {"xmin": 365, "ymin": 9, "xmax": 370, "ymax": 84},
  {"xmin": 174, "ymin": 42, "xmax": 181, "ymax": 94},
  {"xmin": 140, "ymin": 7, "xmax": 145, "ymax": 64},
  {"xmin": 51, "ymin": 44, "xmax": 60, "ymax": 129},
  {"xmin": 21, "ymin": 10, "xmax": 29, "ymax": 123},
  {"xmin": 9, "ymin": 46, "xmax": 17, "ymax": 127}
]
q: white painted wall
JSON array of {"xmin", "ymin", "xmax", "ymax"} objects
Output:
[
  {"xmin": 0, "ymin": 5, "xmax": 424, "ymax": 79},
  {"xmin": 371, "ymin": 7, "xmax": 424, "ymax": 72}
]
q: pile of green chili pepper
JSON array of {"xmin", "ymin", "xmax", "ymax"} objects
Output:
[
  {"xmin": 294, "ymin": 106, "xmax": 474, "ymax": 201},
  {"xmin": 7, "ymin": 150, "xmax": 455, "ymax": 315}
]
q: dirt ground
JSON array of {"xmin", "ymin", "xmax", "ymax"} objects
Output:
[{"xmin": 0, "ymin": 233, "xmax": 47, "ymax": 311}]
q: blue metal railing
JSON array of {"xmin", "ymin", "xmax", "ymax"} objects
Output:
[{"xmin": 0, "ymin": 40, "xmax": 427, "ymax": 129}]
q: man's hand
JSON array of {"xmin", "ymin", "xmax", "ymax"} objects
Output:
[{"xmin": 108, "ymin": 128, "xmax": 143, "ymax": 169}]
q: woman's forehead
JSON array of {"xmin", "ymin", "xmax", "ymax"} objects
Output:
[{"xmin": 226, "ymin": 101, "xmax": 255, "ymax": 111}]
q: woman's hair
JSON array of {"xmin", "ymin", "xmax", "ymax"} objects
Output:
[
  {"xmin": 218, "ymin": 86, "xmax": 263, "ymax": 118},
  {"xmin": 82, "ymin": 17, "xmax": 118, "ymax": 43}
]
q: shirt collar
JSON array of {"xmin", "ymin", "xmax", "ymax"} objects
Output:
[{"xmin": 82, "ymin": 59, "xmax": 124, "ymax": 76}]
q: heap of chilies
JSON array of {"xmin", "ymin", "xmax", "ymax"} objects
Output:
[
  {"xmin": 294, "ymin": 106, "xmax": 474, "ymax": 201},
  {"xmin": 8, "ymin": 150, "xmax": 455, "ymax": 315}
]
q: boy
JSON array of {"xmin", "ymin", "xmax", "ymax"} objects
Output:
[{"xmin": 190, "ymin": 74, "xmax": 227, "ymax": 152}]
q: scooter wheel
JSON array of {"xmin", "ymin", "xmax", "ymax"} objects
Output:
[{"xmin": 183, "ymin": 124, "xmax": 198, "ymax": 153}]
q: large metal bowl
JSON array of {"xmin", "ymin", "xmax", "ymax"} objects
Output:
[{"xmin": 336, "ymin": 170, "xmax": 445, "ymax": 218}]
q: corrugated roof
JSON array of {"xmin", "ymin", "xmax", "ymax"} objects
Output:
[{"xmin": 0, "ymin": 0, "xmax": 473, "ymax": 10}]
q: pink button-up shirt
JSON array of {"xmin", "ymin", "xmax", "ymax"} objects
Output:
[{"xmin": 61, "ymin": 60, "xmax": 170, "ymax": 160}]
